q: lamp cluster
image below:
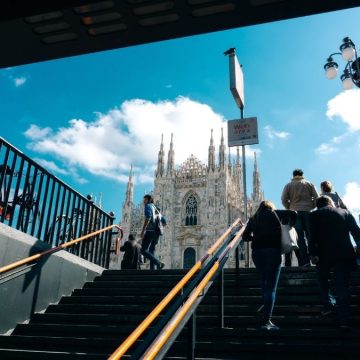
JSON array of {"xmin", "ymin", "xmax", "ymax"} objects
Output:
[{"xmin": 324, "ymin": 37, "xmax": 360, "ymax": 90}]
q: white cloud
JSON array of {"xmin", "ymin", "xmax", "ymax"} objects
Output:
[
  {"xmin": 315, "ymin": 132, "xmax": 350, "ymax": 156},
  {"xmin": 33, "ymin": 158, "xmax": 88, "ymax": 184},
  {"xmin": 264, "ymin": 125, "xmax": 290, "ymax": 140},
  {"xmin": 25, "ymin": 97, "xmax": 235, "ymax": 184},
  {"xmin": 343, "ymin": 182, "xmax": 360, "ymax": 221},
  {"xmin": 25, "ymin": 124, "xmax": 52, "ymax": 140},
  {"xmin": 14, "ymin": 77, "xmax": 27, "ymax": 87},
  {"xmin": 315, "ymin": 143, "xmax": 336, "ymax": 155},
  {"xmin": 326, "ymin": 89, "xmax": 360, "ymax": 132},
  {"xmin": 33, "ymin": 158, "xmax": 69, "ymax": 175}
]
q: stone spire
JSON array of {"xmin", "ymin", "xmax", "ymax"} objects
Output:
[
  {"xmin": 208, "ymin": 129, "xmax": 215, "ymax": 172},
  {"xmin": 167, "ymin": 133, "xmax": 175, "ymax": 176},
  {"xmin": 252, "ymin": 152, "xmax": 263, "ymax": 204},
  {"xmin": 219, "ymin": 127, "xmax": 226, "ymax": 170},
  {"xmin": 234, "ymin": 146, "xmax": 243, "ymax": 197},
  {"xmin": 156, "ymin": 134, "xmax": 165, "ymax": 178},
  {"xmin": 98, "ymin": 192, "xmax": 103, "ymax": 209},
  {"xmin": 125, "ymin": 164, "xmax": 134, "ymax": 205}
]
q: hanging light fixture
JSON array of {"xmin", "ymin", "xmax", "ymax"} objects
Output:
[{"xmin": 323, "ymin": 37, "xmax": 360, "ymax": 89}]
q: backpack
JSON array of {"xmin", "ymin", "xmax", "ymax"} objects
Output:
[{"xmin": 152, "ymin": 205, "xmax": 166, "ymax": 236}]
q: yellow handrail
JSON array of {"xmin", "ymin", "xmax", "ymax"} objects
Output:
[
  {"xmin": 141, "ymin": 226, "xmax": 245, "ymax": 360},
  {"xmin": 108, "ymin": 218, "xmax": 242, "ymax": 360},
  {"xmin": 0, "ymin": 224, "xmax": 123, "ymax": 275}
]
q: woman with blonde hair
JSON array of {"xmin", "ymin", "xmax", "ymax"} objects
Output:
[{"xmin": 243, "ymin": 200, "xmax": 296, "ymax": 330}]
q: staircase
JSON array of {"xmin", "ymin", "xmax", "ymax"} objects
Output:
[{"xmin": 0, "ymin": 267, "xmax": 359, "ymax": 359}]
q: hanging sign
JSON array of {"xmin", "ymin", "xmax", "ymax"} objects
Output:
[{"xmin": 227, "ymin": 117, "xmax": 259, "ymax": 147}]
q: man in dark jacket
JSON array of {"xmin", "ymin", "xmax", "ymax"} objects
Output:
[{"xmin": 309, "ymin": 195, "xmax": 360, "ymax": 329}]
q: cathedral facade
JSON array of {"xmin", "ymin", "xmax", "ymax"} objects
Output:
[{"xmin": 117, "ymin": 129, "xmax": 263, "ymax": 269}]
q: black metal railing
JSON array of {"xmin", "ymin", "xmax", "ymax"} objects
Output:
[{"xmin": 0, "ymin": 137, "xmax": 115, "ymax": 268}]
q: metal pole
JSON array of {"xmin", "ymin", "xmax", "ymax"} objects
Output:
[
  {"xmin": 187, "ymin": 312, "xmax": 196, "ymax": 360},
  {"xmin": 218, "ymin": 267, "xmax": 225, "ymax": 328},
  {"xmin": 240, "ymin": 107, "xmax": 249, "ymax": 268}
]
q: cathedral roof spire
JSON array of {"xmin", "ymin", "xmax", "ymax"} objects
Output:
[
  {"xmin": 228, "ymin": 147, "xmax": 232, "ymax": 172},
  {"xmin": 236, "ymin": 146, "xmax": 240, "ymax": 166},
  {"xmin": 252, "ymin": 152, "xmax": 263, "ymax": 204},
  {"xmin": 156, "ymin": 134, "xmax": 165, "ymax": 178},
  {"xmin": 125, "ymin": 164, "xmax": 134, "ymax": 205},
  {"xmin": 208, "ymin": 129, "xmax": 215, "ymax": 172},
  {"xmin": 167, "ymin": 133, "xmax": 175, "ymax": 176},
  {"xmin": 219, "ymin": 127, "xmax": 226, "ymax": 170}
]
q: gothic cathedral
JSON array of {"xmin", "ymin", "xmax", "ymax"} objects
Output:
[{"xmin": 118, "ymin": 129, "xmax": 263, "ymax": 269}]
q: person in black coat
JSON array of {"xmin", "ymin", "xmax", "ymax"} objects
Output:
[
  {"xmin": 309, "ymin": 195, "xmax": 360, "ymax": 329},
  {"xmin": 243, "ymin": 200, "xmax": 297, "ymax": 330},
  {"xmin": 120, "ymin": 234, "xmax": 141, "ymax": 270}
]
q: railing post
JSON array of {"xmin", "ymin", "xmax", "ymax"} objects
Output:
[
  {"xmin": 235, "ymin": 244, "xmax": 240, "ymax": 285},
  {"xmin": 187, "ymin": 311, "xmax": 196, "ymax": 360},
  {"xmin": 218, "ymin": 267, "xmax": 224, "ymax": 328}
]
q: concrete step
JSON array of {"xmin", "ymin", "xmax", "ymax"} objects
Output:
[{"xmin": 45, "ymin": 303, "xmax": 360, "ymax": 316}]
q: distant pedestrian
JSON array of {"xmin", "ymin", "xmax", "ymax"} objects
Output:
[
  {"xmin": 120, "ymin": 234, "xmax": 141, "ymax": 270},
  {"xmin": 140, "ymin": 194, "xmax": 165, "ymax": 270},
  {"xmin": 243, "ymin": 200, "xmax": 297, "ymax": 330},
  {"xmin": 320, "ymin": 180, "xmax": 347, "ymax": 209},
  {"xmin": 309, "ymin": 195, "xmax": 360, "ymax": 330},
  {"xmin": 281, "ymin": 169, "xmax": 318, "ymax": 266}
]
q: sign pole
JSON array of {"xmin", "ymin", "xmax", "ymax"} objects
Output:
[
  {"xmin": 225, "ymin": 48, "xmax": 257, "ymax": 268},
  {"xmin": 240, "ymin": 108, "xmax": 249, "ymax": 267}
]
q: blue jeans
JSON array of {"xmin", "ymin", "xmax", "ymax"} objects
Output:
[
  {"xmin": 141, "ymin": 231, "xmax": 161, "ymax": 270},
  {"xmin": 286, "ymin": 211, "xmax": 310, "ymax": 266},
  {"xmin": 316, "ymin": 260, "xmax": 352, "ymax": 325},
  {"xmin": 252, "ymin": 248, "xmax": 282, "ymax": 322}
]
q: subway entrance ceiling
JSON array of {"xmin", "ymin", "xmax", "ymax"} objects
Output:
[{"xmin": 1, "ymin": 0, "xmax": 359, "ymax": 68}]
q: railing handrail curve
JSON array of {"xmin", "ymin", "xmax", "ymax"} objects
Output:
[
  {"xmin": 0, "ymin": 224, "xmax": 123, "ymax": 276},
  {"xmin": 140, "ymin": 225, "xmax": 246, "ymax": 360},
  {"xmin": 108, "ymin": 218, "xmax": 242, "ymax": 360}
]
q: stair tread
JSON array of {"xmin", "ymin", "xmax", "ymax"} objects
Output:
[{"xmin": 5, "ymin": 266, "xmax": 360, "ymax": 359}]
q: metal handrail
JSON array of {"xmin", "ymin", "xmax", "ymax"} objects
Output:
[
  {"xmin": 140, "ymin": 225, "xmax": 245, "ymax": 360},
  {"xmin": 108, "ymin": 218, "xmax": 242, "ymax": 360},
  {"xmin": 1, "ymin": 137, "xmax": 115, "ymax": 267},
  {"xmin": 0, "ymin": 224, "xmax": 123, "ymax": 276}
]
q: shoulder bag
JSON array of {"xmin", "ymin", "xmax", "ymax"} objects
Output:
[{"xmin": 273, "ymin": 211, "xmax": 299, "ymax": 254}]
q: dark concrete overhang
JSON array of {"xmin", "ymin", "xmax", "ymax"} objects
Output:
[{"xmin": 1, "ymin": 0, "xmax": 359, "ymax": 68}]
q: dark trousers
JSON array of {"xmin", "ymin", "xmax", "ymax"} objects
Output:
[
  {"xmin": 141, "ymin": 231, "xmax": 161, "ymax": 270},
  {"xmin": 316, "ymin": 260, "xmax": 352, "ymax": 325},
  {"xmin": 252, "ymin": 248, "xmax": 282, "ymax": 322},
  {"xmin": 285, "ymin": 211, "xmax": 310, "ymax": 266}
]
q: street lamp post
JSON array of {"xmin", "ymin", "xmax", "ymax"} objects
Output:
[{"xmin": 324, "ymin": 37, "xmax": 360, "ymax": 90}]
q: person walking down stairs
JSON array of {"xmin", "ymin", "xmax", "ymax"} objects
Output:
[{"xmin": 243, "ymin": 200, "xmax": 297, "ymax": 330}]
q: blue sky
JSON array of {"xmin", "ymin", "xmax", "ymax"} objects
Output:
[{"xmin": 1, "ymin": 7, "xmax": 360, "ymax": 221}]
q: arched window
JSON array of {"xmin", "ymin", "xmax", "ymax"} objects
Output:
[
  {"xmin": 183, "ymin": 247, "xmax": 196, "ymax": 269},
  {"xmin": 185, "ymin": 195, "xmax": 198, "ymax": 226}
]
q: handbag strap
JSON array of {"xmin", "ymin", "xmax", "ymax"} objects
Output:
[
  {"xmin": 273, "ymin": 210, "xmax": 282, "ymax": 224},
  {"xmin": 151, "ymin": 204, "xmax": 162, "ymax": 220}
]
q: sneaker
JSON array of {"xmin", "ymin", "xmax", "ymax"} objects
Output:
[
  {"xmin": 158, "ymin": 262, "xmax": 165, "ymax": 270},
  {"xmin": 302, "ymin": 263, "xmax": 311, "ymax": 267},
  {"xmin": 257, "ymin": 305, "xmax": 264, "ymax": 313},
  {"xmin": 321, "ymin": 306, "xmax": 336, "ymax": 316},
  {"xmin": 339, "ymin": 324, "xmax": 352, "ymax": 332},
  {"xmin": 261, "ymin": 320, "xmax": 280, "ymax": 330}
]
